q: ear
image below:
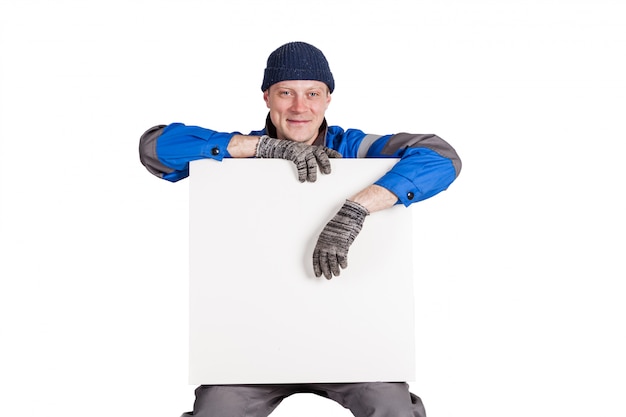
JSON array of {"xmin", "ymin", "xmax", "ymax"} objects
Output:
[{"xmin": 263, "ymin": 90, "xmax": 270, "ymax": 108}]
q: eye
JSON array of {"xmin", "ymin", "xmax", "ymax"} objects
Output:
[{"xmin": 308, "ymin": 91, "xmax": 321, "ymax": 97}]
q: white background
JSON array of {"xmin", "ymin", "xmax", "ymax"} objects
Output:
[{"xmin": 0, "ymin": 1, "xmax": 624, "ymax": 416}]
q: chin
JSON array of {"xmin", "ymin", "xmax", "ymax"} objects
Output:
[{"xmin": 284, "ymin": 133, "xmax": 314, "ymax": 143}]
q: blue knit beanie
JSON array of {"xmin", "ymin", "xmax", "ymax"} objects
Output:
[{"xmin": 261, "ymin": 42, "xmax": 334, "ymax": 93}]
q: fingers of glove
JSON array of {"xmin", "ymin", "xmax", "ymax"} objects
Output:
[
  {"xmin": 319, "ymin": 251, "xmax": 332, "ymax": 280},
  {"xmin": 313, "ymin": 249, "xmax": 323, "ymax": 277},
  {"xmin": 328, "ymin": 252, "xmax": 341, "ymax": 278},
  {"xmin": 337, "ymin": 253, "xmax": 348, "ymax": 270},
  {"xmin": 313, "ymin": 249, "xmax": 346, "ymax": 279},
  {"xmin": 325, "ymin": 148, "xmax": 342, "ymax": 159},
  {"xmin": 304, "ymin": 151, "xmax": 318, "ymax": 182},
  {"xmin": 295, "ymin": 158, "xmax": 308, "ymax": 182},
  {"xmin": 313, "ymin": 147, "xmax": 333, "ymax": 175}
]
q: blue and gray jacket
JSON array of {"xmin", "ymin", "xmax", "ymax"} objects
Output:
[{"xmin": 139, "ymin": 117, "xmax": 462, "ymax": 207}]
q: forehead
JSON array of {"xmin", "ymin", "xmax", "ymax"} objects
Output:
[{"xmin": 272, "ymin": 80, "xmax": 327, "ymax": 91}]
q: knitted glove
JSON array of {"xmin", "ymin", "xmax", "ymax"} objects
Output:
[
  {"xmin": 313, "ymin": 200, "xmax": 369, "ymax": 279},
  {"xmin": 256, "ymin": 135, "xmax": 342, "ymax": 182}
]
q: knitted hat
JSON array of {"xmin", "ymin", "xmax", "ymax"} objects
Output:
[{"xmin": 261, "ymin": 42, "xmax": 334, "ymax": 93}]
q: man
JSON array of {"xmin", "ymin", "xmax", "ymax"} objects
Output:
[{"xmin": 139, "ymin": 41, "xmax": 461, "ymax": 417}]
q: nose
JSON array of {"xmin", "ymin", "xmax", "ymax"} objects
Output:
[{"xmin": 290, "ymin": 94, "xmax": 307, "ymax": 113}]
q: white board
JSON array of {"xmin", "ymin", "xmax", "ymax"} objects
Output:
[{"xmin": 189, "ymin": 158, "xmax": 415, "ymax": 384}]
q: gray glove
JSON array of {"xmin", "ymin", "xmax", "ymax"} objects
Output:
[
  {"xmin": 313, "ymin": 200, "xmax": 369, "ymax": 279},
  {"xmin": 256, "ymin": 135, "xmax": 342, "ymax": 182}
]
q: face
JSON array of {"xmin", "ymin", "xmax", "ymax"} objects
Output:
[{"xmin": 264, "ymin": 80, "xmax": 331, "ymax": 145}]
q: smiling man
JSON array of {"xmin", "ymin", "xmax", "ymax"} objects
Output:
[
  {"xmin": 139, "ymin": 41, "xmax": 461, "ymax": 417},
  {"xmin": 266, "ymin": 79, "xmax": 330, "ymax": 143}
]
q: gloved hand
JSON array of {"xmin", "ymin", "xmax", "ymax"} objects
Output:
[
  {"xmin": 256, "ymin": 135, "xmax": 342, "ymax": 182},
  {"xmin": 313, "ymin": 200, "xmax": 369, "ymax": 279}
]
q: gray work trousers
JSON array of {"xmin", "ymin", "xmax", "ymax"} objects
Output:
[{"xmin": 181, "ymin": 382, "xmax": 426, "ymax": 417}]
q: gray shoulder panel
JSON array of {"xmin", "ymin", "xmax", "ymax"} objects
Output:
[
  {"xmin": 357, "ymin": 134, "xmax": 383, "ymax": 158},
  {"xmin": 138, "ymin": 125, "xmax": 173, "ymax": 178},
  {"xmin": 382, "ymin": 133, "xmax": 462, "ymax": 175}
]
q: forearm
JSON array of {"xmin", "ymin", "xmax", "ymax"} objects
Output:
[
  {"xmin": 227, "ymin": 134, "xmax": 261, "ymax": 158},
  {"xmin": 349, "ymin": 184, "xmax": 398, "ymax": 214}
]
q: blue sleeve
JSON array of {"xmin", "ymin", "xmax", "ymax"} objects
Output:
[
  {"xmin": 369, "ymin": 133, "xmax": 461, "ymax": 206},
  {"xmin": 139, "ymin": 123, "xmax": 238, "ymax": 182},
  {"xmin": 329, "ymin": 128, "xmax": 461, "ymax": 207},
  {"xmin": 374, "ymin": 146, "xmax": 459, "ymax": 206}
]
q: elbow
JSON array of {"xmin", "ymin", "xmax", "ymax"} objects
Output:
[
  {"xmin": 432, "ymin": 134, "xmax": 461, "ymax": 179},
  {"xmin": 452, "ymin": 152, "xmax": 462, "ymax": 178},
  {"xmin": 139, "ymin": 125, "xmax": 175, "ymax": 179}
]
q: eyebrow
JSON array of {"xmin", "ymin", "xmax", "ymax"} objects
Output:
[{"xmin": 274, "ymin": 83, "xmax": 324, "ymax": 91}]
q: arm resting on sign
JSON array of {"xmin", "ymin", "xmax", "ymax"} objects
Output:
[
  {"xmin": 349, "ymin": 184, "xmax": 398, "ymax": 214},
  {"xmin": 227, "ymin": 134, "xmax": 261, "ymax": 157},
  {"xmin": 139, "ymin": 125, "xmax": 338, "ymax": 183}
]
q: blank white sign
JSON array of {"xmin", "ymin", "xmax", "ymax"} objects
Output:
[{"xmin": 189, "ymin": 158, "xmax": 415, "ymax": 384}]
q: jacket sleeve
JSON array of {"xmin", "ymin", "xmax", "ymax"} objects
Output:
[
  {"xmin": 138, "ymin": 123, "xmax": 237, "ymax": 182},
  {"xmin": 359, "ymin": 132, "xmax": 462, "ymax": 207}
]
